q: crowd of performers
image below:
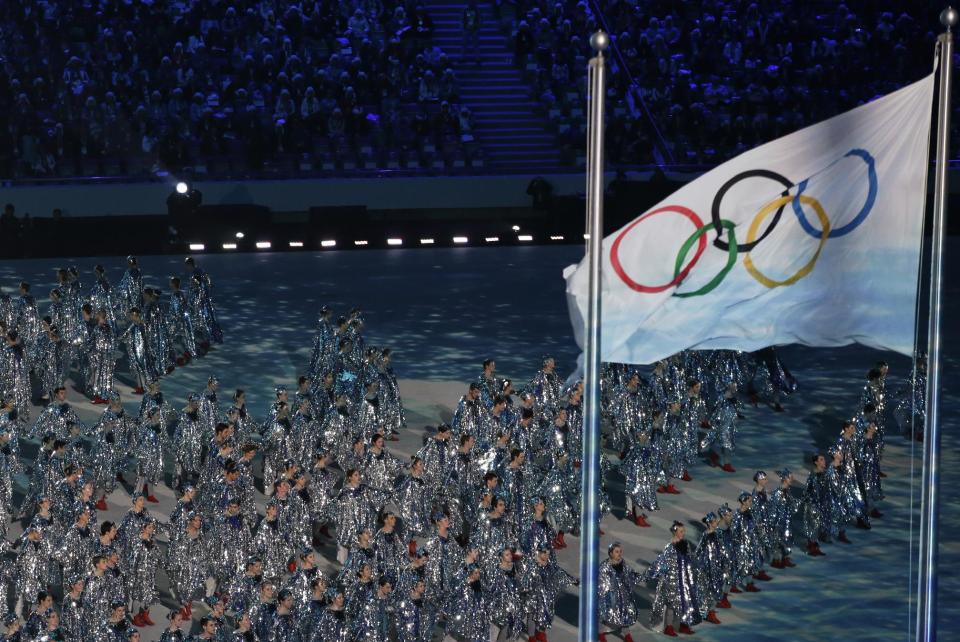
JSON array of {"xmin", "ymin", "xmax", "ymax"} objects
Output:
[
  {"xmin": 0, "ymin": 256, "xmax": 223, "ymax": 418},
  {"xmin": 0, "ymin": 280, "xmax": 930, "ymax": 641}
]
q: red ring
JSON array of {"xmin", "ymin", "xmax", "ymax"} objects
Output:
[{"xmin": 609, "ymin": 205, "xmax": 707, "ymax": 293}]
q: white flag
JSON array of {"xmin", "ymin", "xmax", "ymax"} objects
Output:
[{"xmin": 565, "ymin": 73, "xmax": 935, "ymax": 365}]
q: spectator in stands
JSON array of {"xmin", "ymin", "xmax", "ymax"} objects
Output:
[{"xmin": 463, "ymin": 0, "xmax": 482, "ymax": 65}]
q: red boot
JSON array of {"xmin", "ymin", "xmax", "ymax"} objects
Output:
[
  {"xmin": 678, "ymin": 623, "xmax": 694, "ymax": 635},
  {"xmin": 745, "ymin": 582, "xmax": 761, "ymax": 593},
  {"xmin": 184, "ymin": 602, "xmax": 193, "ymax": 618},
  {"xmin": 553, "ymin": 532, "xmax": 567, "ymax": 549},
  {"xmin": 663, "ymin": 626, "xmax": 678, "ymax": 637},
  {"xmin": 132, "ymin": 611, "xmax": 147, "ymax": 627},
  {"xmin": 666, "ymin": 484, "xmax": 681, "ymax": 494},
  {"xmin": 721, "ymin": 463, "xmax": 736, "ymax": 473},
  {"xmin": 681, "ymin": 470, "xmax": 692, "ymax": 482},
  {"xmin": 635, "ymin": 513, "xmax": 650, "ymax": 528},
  {"xmin": 728, "ymin": 586, "xmax": 742, "ymax": 594},
  {"xmin": 133, "ymin": 386, "xmax": 145, "ymax": 394},
  {"xmin": 535, "ymin": 631, "xmax": 548, "ymax": 642},
  {"xmin": 717, "ymin": 594, "xmax": 731, "ymax": 609},
  {"xmin": 408, "ymin": 539, "xmax": 418, "ymax": 557},
  {"xmin": 599, "ymin": 634, "xmax": 607, "ymax": 642},
  {"xmin": 838, "ymin": 530, "xmax": 852, "ymax": 544},
  {"xmin": 657, "ymin": 485, "xmax": 669, "ymax": 494},
  {"xmin": 706, "ymin": 610, "xmax": 721, "ymax": 624},
  {"xmin": 96, "ymin": 496, "xmax": 108, "ymax": 511},
  {"xmin": 770, "ymin": 558, "xmax": 783, "ymax": 569},
  {"xmin": 144, "ymin": 484, "xmax": 159, "ymax": 503},
  {"xmin": 142, "ymin": 609, "xmax": 155, "ymax": 626},
  {"xmin": 754, "ymin": 570, "xmax": 772, "ymax": 581},
  {"xmin": 783, "ymin": 556, "xmax": 796, "ymax": 567},
  {"xmin": 624, "ymin": 634, "xmax": 634, "ymax": 642},
  {"xmin": 870, "ymin": 508, "xmax": 883, "ymax": 519},
  {"xmin": 707, "ymin": 451, "xmax": 719, "ymax": 467}
]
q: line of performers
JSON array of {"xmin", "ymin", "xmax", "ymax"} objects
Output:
[
  {"xmin": 0, "ymin": 296, "xmax": 930, "ymax": 641},
  {"xmin": 0, "ymin": 256, "xmax": 223, "ymax": 418}
]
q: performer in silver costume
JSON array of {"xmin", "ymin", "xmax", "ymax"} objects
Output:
[
  {"xmin": 644, "ymin": 521, "xmax": 701, "ymax": 636},
  {"xmin": 695, "ymin": 511, "xmax": 731, "ymax": 622},
  {"xmin": 702, "ymin": 382, "xmax": 739, "ymax": 472},
  {"xmin": 121, "ymin": 308, "xmax": 154, "ymax": 394},
  {"xmin": 520, "ymin": 546, "xmax": 577, "ymax": 642},
  {"xmin": 598, "ymin": 542, "xmax": 643, "ymax": 642},
  {"xmin": 88, "ymin": 309, "xmax": 117, "ymax": 404},
  {"xmin": 621, "ymin": 430, "xmax": 662, "ymax": 528},
  {"xmin": 768, "ymin": 469, "xmax": 799, "ymax": 569},
  {"xmin": 167, "ymin": 277, "xmax": 198, "ymax": 365}
]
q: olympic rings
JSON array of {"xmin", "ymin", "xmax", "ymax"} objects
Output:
[
  {"xmin": 791, "ymin": 148, "xmax": 877, "ymax": 238},
  {"xmin": 711, "ymin": 169, "xmax": 793, "ymax": 252},
  {"xmin": 609, "ymin": 148, "xmax": 876, "ymax": 297},
  {"xmin": 742, "ymin": 194, "xmax": 831, "ymax": 288},
  {"xmin": 610, "ymin": 205, "xmax": 707, "ymax": 293},
  {"xmin": 673, "ymin": 220, "xmax": 738, "ymax": 298}
]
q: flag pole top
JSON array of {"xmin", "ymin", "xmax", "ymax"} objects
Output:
[
  {"xmin": 942, "ymin": 6, "xmax": 958, "ymax": 31},
  {"xmin": 590, "ymin": 31, "xmax": 609, "ymax": 53}
]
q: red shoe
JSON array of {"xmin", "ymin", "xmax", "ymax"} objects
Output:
[
  {"xmin": 408, "ymin": 539, "xmax": 418, "ymax": 557},
  {"xmin": 599, "ymin": 529, "xmax": 605, "ymax": 536},
  {"xmin": 729, "ymin": 586, "xmax": 742, "ymax": 594},
  {"xmin": 183, "ymin": 352, "xmax": 192, "ymax": 362},
  {"xmin": 116, "ymin": 473, "xmax": 125, "ymax": 483},
  {"xmin": 663, "ymin": 626, "xmax": 678, "ymax": 637},
  {"xmin": 745, "ymin": 583, "xmax": 761, "ymax": 592},
  {"xmin": 657, "ymin": 485, "xmax": 669, "ymax": 494},
  {"xmin": 879, "ymin": 471, "xmax": 888, "ymax": 478},
  {"xmin": 717, "ymin": 595, "xmax": 731, "ymax": 609},
  {"xmin": 143, "ymin": 485, "xmax": 159, "ymax": 503},
  {"xmin": 166, "ymin": 365, "xmax": 176, "ymax": 375},
  {"xmin": 179, "ymin": 606, "xmax": 190, "ymax": 620},
  {"xmin": 769, "ymin": 559, "xmax": 783, "ymax": 569},
  {"xmin": 754, "ymin": 570, "xmax": 772, "ymax": 581},
  {"xmin": 132, "ymin": 612, "xmax": 147, "ymax": 627},
  {"xmin": 721, "ymin": 463, "xmax": 736, "ymax": 473},
  {"xmin": 176, "ymin": 357, "xmax": 186, "ymax": 367},
  {"xmin": 552, "ymin": 534, "xmax": 566, "ymax": 549},
  {"xmin": 624, "ymin": 634, "xmax": 634, "ymax": 642},
  {"xmin": 287, "ymin": 559, "xmax": 297, "ymax": 573},
  {"xmin": 184, "ymin": 602, "xmax": 193, "ymax": 618},
  {"xmin": 133, "ymin": 386, "xmax": 145, "ymax": 394},
  {"xmin": 678, "ymin": 623, "xmax": 694, "ymax": 635},
  {"xmin": 870, "ymin": 508, "xmax": 883, "ymax": 519},
  {"xmin": 599, "ymin": 634, "xmax": 607, "ymax": 642},
  {"xmin": 708, "ymin": 451, "xmax": 719, "ymax": 467},
  {"xmin": 783, "ymin": 556, "xmax": 796, "ymax": 567},
  {"xmin": 681, "ymin": 470, "xmax": 692, "ymax": 482},
  {"xmin": 535, "ymin": 631, "xmax": 548, "ymax": 642},
  {"xmin": 666, "ymin": 484, "xmax": 681, "ymax": 494},
  {"xmin": 635, "ymin": 514, "xmax": 651, "ymax": 528},
  {"xmin": 142, "ymin": 609, "xmax": 155, "ymax": 626},
  {"xmin": 856, "ymin": 517, "xmax": 872, "ymax": 530},
  {"xmin": 529, "ymin": 637, "xmax": 537, "ymax": 642},
  {"xmin": 95, "ymin": 497, "xmax": 108, "ymax": 511},
  {"xmin": 706, "ymin": 610, "xmax": 721, "ymax": 624}
]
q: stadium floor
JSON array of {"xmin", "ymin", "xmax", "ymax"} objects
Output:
[{"xmin": 2, "ymin": 243, "xmax": 958, "ymax": 641}]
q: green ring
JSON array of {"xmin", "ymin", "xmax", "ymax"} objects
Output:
[{"xmin": 672, "ymin": 219, "xmax": 738, "ymax": 298}]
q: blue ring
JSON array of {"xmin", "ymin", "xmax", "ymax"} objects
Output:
[{"xmin": 791, "ymin": 148, "xmax": 877, "ymax": 238}]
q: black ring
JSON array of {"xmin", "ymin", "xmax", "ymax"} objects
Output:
[{"xmin": 711, "ymin": 169, "xmax": 794, "ymax": 252}]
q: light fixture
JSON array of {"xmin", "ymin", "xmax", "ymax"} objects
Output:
[
  {"xmin": 235, "ymin": 232, "xmax": 245, "ymax": 239},
  {"xmin": 550, "ymin": 235, "xmax": 565, "ymax": 241},
  {"xmin": 222, "ymin": 243, "xmax": 237, "ymax": 250},
  {"xmin": 485, "ymin": 236, "xmax": 500, "ymax": 243},
  {"xmin": 518, "ymin": 235, "xmax": 533, "ymax": 242},
  {"xmin": 354, "ymin": 240, "xmax": 369, "ymax": 246},
  {"xmin": 511, "ymin": 225, "xmax": 521, "ymax": 231},
  {"xmin": 256, "ymin": 241, "xmax": 272, "ymax": 249},
  {"xmin": 320, "ymin": 240, "xmax": 336, "ymax": 247},
  {"xmin": 452, "ymin": 236, "xmax": 468, "ymax": 244},
  {"xmin": 583, "ymin": 233, "xmax": 590, "ymax": 239},
  {"xmin": 387, "ymin": 238, "xmax": 403, "ymax": 246},
  {"xmin": 289, "ymin": 241, "xmax": 305, "ymax": 248},
  {"xmin": 420, "ymin": 238, "xmax": 435, "ymax": 245},
  {"xmin": 188, "ymin": 243, "xmax": 205, "ymax": 251},
  {"xmin": 176, "ymin": 182, "xmax": 189, "ymax": 194}
]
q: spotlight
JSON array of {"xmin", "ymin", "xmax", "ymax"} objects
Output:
[
  {"xmin": 222, "ymin": 243, "xmax": 237, "ymax": 250},
  {"xmin": 320, "ymin": 240, "xmax": 336, "ymax": 247},
  {"xmin": 518, "ymin": 235, "xmax": 533, "ymax": 242},
  {"xmin": 289, "ymin": 241, "xmax": 305, "ymax": 248},
  {"xmin": 550, "ymin": 235, "xmax": 565, "ymax": 241},
  {"xmin": 420, "ymin": 238, "xmax": 435, "ymax": 245},
  {"xmin": 188, "ymin": 243, "xmax": 205, "ymax": 251},
  {"xmin": 583, "ymin": 234, "xmax": 590, "ymax": 239},
  {"xmin": 354, "ymin": 240, "xmax": 369, "ymax": 246},
  {"xmin": 452, "ymin": 236, "xmax": 468, "ymax": 244},
  {"xmin": 387, "ymin": 238, "xmax": 403, "ymax": 246},
  {"xmin": 255, "ymin": 241, "xmax": 272, "ymax": 249},
  {"xmin": 511, "ymin": 225, "xmax": 521, "ymax": 231},
  {"xmin": 235, "ymin": 232, "xmax": 245, "ymax": 239},
  {"xmin": 176, "ymin": 182, "xmax": 189, "ymax": 194},
  {"xmin": 485, "ymin": 237, "xmax": 500, "ymax": 243}
]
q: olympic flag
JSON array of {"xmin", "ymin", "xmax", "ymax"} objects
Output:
[{"xmin": 565, "ymin": 72, "xmax": 935, "ymax": 364}]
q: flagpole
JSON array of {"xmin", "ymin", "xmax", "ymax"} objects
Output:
[
  {"xmin": 918, "ymin": 7, "xmax": 954, "ymax": 642},
  {"xmin": 579, "ymin": 30, "xmax": 607, "ymax": 642}
]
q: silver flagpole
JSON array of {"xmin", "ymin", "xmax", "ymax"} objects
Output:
[
  {"xmin": 579, "ymin": 30, "xmax": 608, "ymax": 642},
  {"xmin": 918, "ymin": 7, "xmax": 954, "ymax": 642}
]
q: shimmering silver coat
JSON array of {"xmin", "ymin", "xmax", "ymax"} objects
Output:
[
  {"xmin": 167, "ymin": 526, "xmax": 212, "ymax": 603},
  {"xmin": 599, "ymin": 559, "xmax": 642, "ymax": 629},
  {"xmin": 644, "ymin": 540, "xmax": 701, "ymax": 627},
  {"xmin": 520, "ymin": 556, "xmax": 576, "ymax": 631},
  {"xmin": 730, "ymin": 509, "xmax": 763, "ymax": 583},
  {"xmin": 123, "ymin": 535, "xmax": 164, "ymax": 606},
  {"xmin": 621, "ymin": 441, "xmax": 664, "ymax": 512},
  {"xmin": 87, "ymin": 322, "xmax": 116, "ymax": 399},
  {"xmin": 694, "ymin": 530, "xmax": 729, "ymax": 609},
  {"xmin": 121, "ymin": 321, "xmax": 155, "ymax": 386},
  {"xmin": 768, "ymin": 486, "xmax": 799, "ymax": 557}
]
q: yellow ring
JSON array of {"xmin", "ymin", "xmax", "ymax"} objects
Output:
[{"xmin": 742, "ymin": 194, "xmax": 831, "ymax": 288}]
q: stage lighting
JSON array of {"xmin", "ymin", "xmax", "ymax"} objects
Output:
[
  {"xmin": 320, "ymin": 240, "xmax": 336, "ymax": 247},
  {"xmin": 354, "ymin": 240, "xmax": 369, "ymax": 246},
  {"xmin": 583, "ymin": 234, "xmax": 590, "ymax": 239},
  {"xmin": 511, "ymin": 225, "xmax": 521, "ymax": 231},
  {"xmin": 176, "ymin": 182, "xmax": 189, "ymax": 194},
  {"xmin": 485, "ymin": 237, "xmax": 500, "ymax": 243},
  {"xmin": 518, "ymin": 235, "xmax": 533, "ymax": 242},
  {"xmin": 452, "ymin": 236, "xmax": 468, "ymax": 244},
  {"xmin": 235, "ymin": 232, "xmax": 245, "ymax": 239},
  {"xmin": 188, "ymin": 243, "xmax": 205, "ymax": 251},
  {"xmin": 289, "ymin": 241, "xmax": 305, "ymax": 248},
  {"xmin": 222, "ymin": 243, "xmax": 237, "ymax": 250},
  {"xmin": 256, "ymin": 241, "xmax": 272, "ymax": 249},
  {"xmin": 387, "ymin": 238, "xmax": 403, "ymax": 246},
  {"xmin": 550, "ymin": 235, "xmax": 565, "ymax": 241},
  {"xmin": 420, "ymin": 238, "xmax": 435, "ymax": 245}
]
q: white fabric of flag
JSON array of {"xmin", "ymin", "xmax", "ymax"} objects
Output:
[{"xmin": 564, "ymin": 72, "xmax": 935, "ymax": 365}]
